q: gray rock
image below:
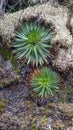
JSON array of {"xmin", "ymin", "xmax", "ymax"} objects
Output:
[
  {"xmin": 52, "ymin": 46, "xmax": 73, "ymax": 71},
  {"xmin": 67, "ymin": 126, "xmax": 73, "ymax": 130},
  {"xmin": 0, "ymin": 54, "xmax": 22, "ymax": 87},
  {"xmin": 0, "ymin": 112, "xmax": 29, "ymax": 130}
]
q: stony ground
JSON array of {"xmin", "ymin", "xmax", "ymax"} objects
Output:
[
  {"xmin": 0, "ymin": 63, "xmax": 73, "ymax": 130},
  {"xmin": 0, "ymin": 0, "xmax": 73, "ymax": 130}
]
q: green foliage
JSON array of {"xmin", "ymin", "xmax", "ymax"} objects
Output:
[
  {"xmin": 30, "ymin": 68, "xmax": 59, "ymax": 97},
  {"xmin": 0, "ymin": 48, "xmax": 18, "ymax": 69},
  {"xmin": 13, "ymin": 22, "xmax": 53, "ymax": 66},
  {"xmin": 6, "ymin": 0, "xmax": 30, "ymax": 13}
]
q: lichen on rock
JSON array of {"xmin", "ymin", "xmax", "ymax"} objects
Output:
[
  {"xmin": 17, "ymin": 2, "xmax": 73, "ymax": 47},
  {"xmin": 57, "ymin": 103, "xmax": 73, "ymax": 118},
  {"xmin": 52, "ymin": 120, "xmax": 65, "ymax": 130},
  {"xmin": 0, "ymin": 10, "xmax": 22, "ymax": 46},
  {"xmin": 0, "ymin": 54, "xmax": 22, "ymax": 87},
  {"xmin": 52, "ymin": 46, "xmax": 73, "ymax": 71},
  {"xmin": 0, "ymin": 2, "xmax": 73, "ymax": 48},
  {"xmin": 0, "ymin": 112, "xmax": 30, "ymax": 130},
  {"xmin": 0, "ymin": 103, "xmax": 73, "ymax": 130}
]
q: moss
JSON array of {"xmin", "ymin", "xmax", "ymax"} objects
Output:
[
  {"xmin": 40, "ymin": 115, "xmax": 47, "ymax": 125},
  {"xmin": 1, "ymin": 99, "xmax": 8, "ymax": 103},
  {"xmin": 31, "ymin": 122, "xmax": 37, "ymax": 130},
  {"xmin": 0, "ymin": 48, "xmax": 18, "ymax": 69},
  {"xmin": 0, "ymin": 102, "xmax": 6, "ymax": 112},
  {"xmin": 0, "ymin": 99, "xmax": 8, "ymax": 115}
]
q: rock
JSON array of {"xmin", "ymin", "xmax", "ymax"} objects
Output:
[
  {"xmin": 67, "ymin": 126, "xmax": 73, "ymax": 130},
  {"xmin": 0, "ymin": 10, "xmax": 22, "ymax": 46},
  {"xmin": 0, "ymin": 2, "xmax": 73, "ymax": 48},
  {"xmin": 57, "ymin": 103, "xmax": 73, "ymax": 118},
  {"xmin": 0, "ymin": 103, "xmax": 73, "ymax": 130},
  {"xmin": 0, "ymin": 54, "xmax": 22, "ymax": 87},
  {"xmin": 0, "ymin": 112, "xmax": 29, "ymax": 130},
  {"xmin": 47, "ymin": 103, "xmax": 73, "ymax": 119},
  {"xmin": 52, "ymin": 120, "xmax": 65, "ymax": 130},
  {"xmin": 46, "ymin": 103, "xmax": 73, "ymax": 129},
  {"xmin": 14, "ymin": 3, "xmax": 73, "ymax": 48},
  {"xmin": 52, "ymin": 46, "xmax": 73, "ymax": 71}
]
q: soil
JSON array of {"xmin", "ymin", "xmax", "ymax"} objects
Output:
[{"xmin": 0, "ymin": 40, "xmax": 73, "ymax": 130}]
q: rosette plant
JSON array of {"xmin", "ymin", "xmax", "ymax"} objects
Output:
[
  {"xmin": 13, "ymin": 22, "xmax": 53, "ymax": 66},
  {"xmin": 30, "ymin": 68, "xmax": 59, "ymax": 97}
]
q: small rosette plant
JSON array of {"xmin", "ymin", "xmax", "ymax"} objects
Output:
[
  {"xmin": 13, "ymin": 22, "xmax": 53, "ymax": 66},
  {"xmin": 30, "ymin": 68, "xmax": 59, "ymax": 97}
]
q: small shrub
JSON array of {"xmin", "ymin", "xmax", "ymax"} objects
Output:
[
  {"xmin": 30, "ymin": 68, "xmax": 59, "ymax": 97},
  {"xmin": 13, "ymin": 22, "xmax": 53, "ymax": 66}
]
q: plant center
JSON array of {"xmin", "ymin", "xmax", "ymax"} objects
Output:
[
  {"xmin": 42, "ymin": 78, "xmax": 48, "ymax": 87},
  {"xmin": 28, "ymin": 30, "xmax": 41, "ymax": 44}
]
